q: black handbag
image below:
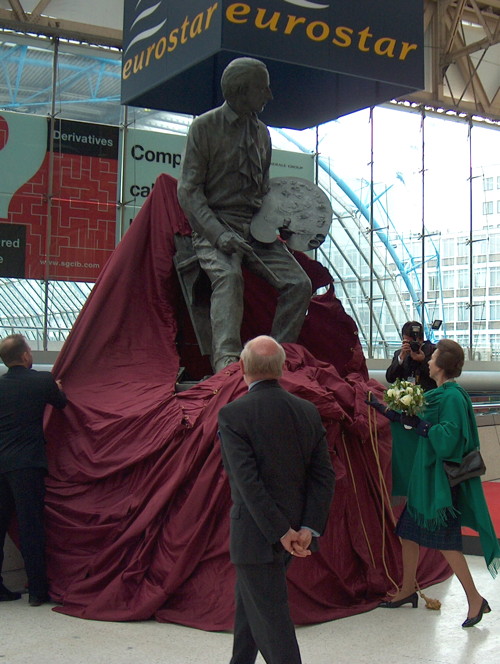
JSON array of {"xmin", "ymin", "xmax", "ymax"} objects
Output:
[{"xmin": 443, "ymin": 450, "xmax": 486, "ymax": 487}]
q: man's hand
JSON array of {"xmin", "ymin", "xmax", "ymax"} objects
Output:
[
  {"xmin": 280, "ymin": 528, "xmax": 311, "ymax": 558},
  {"xmin": 216, "ymin": 231, "xmax": 253, "ymax": 256},
  {"xmin": 409, "ymin": 347, "xmax": 425, "ymax": 363},
  {"xmin": 399, "ymin": 340, "xmax": 411, "ymax": 362},
  {"xmin": 292, "ymin": 528, "xmax": 313, "ymax": 555}
]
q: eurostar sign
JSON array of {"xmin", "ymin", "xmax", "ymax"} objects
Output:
[{"xmin": 121, "ymin": 0, "xmax": 424, "ymax": 129}]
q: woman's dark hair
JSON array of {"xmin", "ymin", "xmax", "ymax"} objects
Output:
[{"xmin": 435, "ymin": 338, "xmax": 464, "ymax": 378}]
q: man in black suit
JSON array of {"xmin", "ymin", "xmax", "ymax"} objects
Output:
[
  {"xmin": 0, "ymin": 334, "xmax": 67, "ymax": 606},
  {"xmin": 385, "ymin": 321, "xmax": 436, "ymax": 392},
  {"xmin": 218, "ymin": 335, "xmax": 335, "ymax": 664}
]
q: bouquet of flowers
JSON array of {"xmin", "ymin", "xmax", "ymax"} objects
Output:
[{"xmin": 383, "ymin": 379, "xmax": 426, "ymax": 416}]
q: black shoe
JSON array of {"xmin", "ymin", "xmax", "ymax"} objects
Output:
[
  {"xmin": 0, "ymin": 584, "xmax": 21, "ymax": 601},
  {"xmin": 462, "ymin": 598, "xmax": 491, "ymax": 628},
  {"xmin": 379, "ymin": 592, "xmax": 418, "ymax": 608},
  {"xmin": 28, "ymin": 594, "xmax": 50, "ymax": 607}
]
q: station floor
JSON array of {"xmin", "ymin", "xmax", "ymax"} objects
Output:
[{"xmin": 1, "ymin": 554, "xmax": 499, "ymax": 664}]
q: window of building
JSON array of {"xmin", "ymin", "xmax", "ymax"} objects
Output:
[
  {"xmin": 442, "ymin": 303, "xmax": 455, "ymax": 322},
  {"xmin": 483, "ymin": 177, "xmax": 494, "ymax": 191},
  {"xmin": 483, "ymin": 201, "xmax": 493, "ymax": 215},
  {"xmin": 490, "ymin": 301, "xmax": 500, "ymax": 321},
  {"xmin": 490, "ymin": 335, "xmax": 500, "ymax": 359},
  {"xmin": 473, "ymin": 267, "xmax": 486, "ymax": 288},
  {"xmin": 441, "ymin": 237, "xmax": 455, "ymax": 258},
  {"xmin": 457, "ymin": 239, "xmax": 469, "ymax": 257},
  {"xmin": 474, "ymin": 334, "xmax": 488, "ymax": 348},
  {"xmin": 442, "ymin": 271, "xmax": 454, "ymax": 289},
  {"xmin": 490, "ymin": 266, "xmax": 500, "ymax": 287},
  {"xmin": 474, "ymin": 237, "xmax": 488, "ymax": 255},
  {"xmin": 490, "ymin": 235, "xmax": 500, "ymax": 253},
  {"xmin": 457, "ymin": 303, "xmax": 469, "ymax": 322},
  {"xmin": 428, "ymin": 273, "xmax": 438, "ymax": 291},
  {"xmin": 472, "ymin": 303, "xmax": 486, "ymax": 321},
  {"xmin": 457, "ymin": 270, "xmax": 469, "ymax": 289}
]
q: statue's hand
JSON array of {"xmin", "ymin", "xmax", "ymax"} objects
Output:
[{"xmin": 216, "ymin": 231, "xmax": 252, "ymax": 256}]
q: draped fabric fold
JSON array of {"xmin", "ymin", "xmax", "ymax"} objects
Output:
[{"xmin": 43, "ymin": 174, "xmax": 450, "ymax": 627}]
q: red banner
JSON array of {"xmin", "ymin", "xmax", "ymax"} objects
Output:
[{"xmin": 0, "ymin": 112, "xmax": 119, "ymax": 282}]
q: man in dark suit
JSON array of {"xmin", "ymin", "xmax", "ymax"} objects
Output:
[
  {"xmin": 218, "ymin": 335, "xmax": 335, "ymax": 664},
  {"xmin": 0, "ymin": 334, "xmax": 67, "ymax": 606},
  {"xmin": 386, "ymin": 321, "xmax": 436, "ymax": 392}
]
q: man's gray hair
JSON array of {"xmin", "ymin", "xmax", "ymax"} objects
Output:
[
  {"xmin": 240, "ymin": 335, "xmax": 286, "ymax": 378},
  {"xmin": 221, "ymin": 57, "xmax": 268, "ymax": 104}
]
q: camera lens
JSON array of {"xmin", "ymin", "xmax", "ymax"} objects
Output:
[{"xmin": 410, "ymin": 341, "xmax": 420, "ymax": 352}]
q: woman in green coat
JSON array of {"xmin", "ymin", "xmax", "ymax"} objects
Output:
[{"xmin": 369, "ymin": 339, "xmax": 499, "ymax": 627}]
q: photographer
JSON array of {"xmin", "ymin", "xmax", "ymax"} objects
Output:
[{"xmin": 386, "ymin": 321, "xmax": 437, "ymax": 392}]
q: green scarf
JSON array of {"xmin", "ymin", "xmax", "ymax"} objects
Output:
[{"xmin": 391, "ymin": 381, "xmax": 500, "ymax": 577}]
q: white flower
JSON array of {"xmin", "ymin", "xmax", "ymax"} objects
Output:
[{"xmin": 383, "ymin": 378, "xmax": 426, "ymax": 416}]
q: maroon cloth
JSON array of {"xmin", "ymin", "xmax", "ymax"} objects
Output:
[{"xmin": 43, "ymin": 174, "xmax": 450, "ymax": 627}]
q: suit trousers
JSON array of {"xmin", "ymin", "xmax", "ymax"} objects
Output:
[
  {"xmin": 192, "ymin": 232, "xmax": 311, "ymax": 372},
  {"xmin": 0, "ymin": 468, "xmax": 48, "ymax": 596},
  {"xmin": 230, "ymin": 553, "xmax": 301, "ymax": 664}
]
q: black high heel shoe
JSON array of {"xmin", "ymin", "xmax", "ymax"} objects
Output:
[
  {"xmin": 379, "ymin": 592, "xmax": 418, "ymax": 609},
  {"xmin": 462, "ymin": 598, "xmax": 491, "ymax": 628}
]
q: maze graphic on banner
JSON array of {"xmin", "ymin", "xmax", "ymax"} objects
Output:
[{"xmin": 0, "ymin": 112, "xmax": 119, "ymax": 282}]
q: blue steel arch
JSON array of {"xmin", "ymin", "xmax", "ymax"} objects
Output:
[{"xmin": 275, "ymin": 128, "xmax": 442, "ymax": 343}]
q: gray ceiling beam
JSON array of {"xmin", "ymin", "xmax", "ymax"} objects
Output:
[{"xmin": 0, "ymin": 8, "xmax": 122, "ymax": 48}]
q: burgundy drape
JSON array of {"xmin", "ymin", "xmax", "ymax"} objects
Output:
[{"xmin": 43, "ymin": 174, "xmax": 450, "ymax": 626}]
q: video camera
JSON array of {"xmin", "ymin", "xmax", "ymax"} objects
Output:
[{"xmin": 409, "ymin": 324, "xmax": 422, "ymax": 352}]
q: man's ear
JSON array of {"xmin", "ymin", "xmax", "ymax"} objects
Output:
[{"xmin": 239, "ymin": 358, "xmax": 245, "ymax": 374}]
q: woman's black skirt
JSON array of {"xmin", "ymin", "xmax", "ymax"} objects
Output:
[{"xmin": 395, "ymin": 486, "xmax": 462, "ymax": 551}]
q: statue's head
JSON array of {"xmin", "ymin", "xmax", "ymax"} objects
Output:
[{"xmin": 221, "ymin": 58, "xmax": 272, "ymax": 114}]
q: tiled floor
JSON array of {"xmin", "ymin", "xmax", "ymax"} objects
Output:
[{"xmin": 1, "ymin": 554, "xmax": 499, "ymax": 664}]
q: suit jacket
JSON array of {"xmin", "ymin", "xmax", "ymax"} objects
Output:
[
  {"xmin": 385, "ymin": 340, "xmax": 437, "ymax": 392},
  {"xmin": 218, "ymin": 380, "xmax": 335, "ymax": 565},
  {"xmin": 0, "ymin": 366, "xmax": 67, "ymax": 473}
]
